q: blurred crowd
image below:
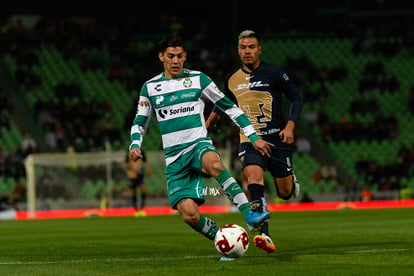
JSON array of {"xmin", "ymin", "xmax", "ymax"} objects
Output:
[{"xmin": 0, "ymin": 9, "xmax": 413, "ymax": 203}]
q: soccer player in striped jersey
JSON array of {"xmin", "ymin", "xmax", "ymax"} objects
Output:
[
  {"xmin": 206, "ymin": 30, "xmax": 304, "ymax": 253},
  {"xmin": 129, "ymin": 34, "xmax": 273, "ymax": 250}
]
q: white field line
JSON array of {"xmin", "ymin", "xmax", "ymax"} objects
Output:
[
  {"xmin": 0, "ymin": 255, "xmax": 219, "ymax": 265},
  {"xmin": 345, "ymin": 248, "xmax": 414, "ymax": 253},
  {"xmin": 1, "ymin": 248, "xmax": 413, "ymax": 265}
]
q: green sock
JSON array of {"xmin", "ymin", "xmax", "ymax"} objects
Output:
[
  {"xmin": 191, "ymin": 215, "xmax": 219, "ymax": 240},
  {"xmin": 216, "ymin": 169, "xmax": 250, "ymax": 217}
]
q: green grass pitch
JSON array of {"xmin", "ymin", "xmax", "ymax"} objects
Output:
[{"xmin": 0, "ymin": 208, "xmax": 413, "ymax": 275}]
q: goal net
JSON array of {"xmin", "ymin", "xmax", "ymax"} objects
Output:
[{"xmin": 23, "ymin": 148, "xmax": 232, "ymax": 219}]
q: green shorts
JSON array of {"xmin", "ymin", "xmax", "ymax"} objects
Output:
[{"xmin": 166, "ymin": 141, "xmax": 219, "ymax": 209}]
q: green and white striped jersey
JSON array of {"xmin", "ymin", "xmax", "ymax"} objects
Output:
[{"xmin": 129, "ymin": 69, "xmax": 259, "ymax": 165}]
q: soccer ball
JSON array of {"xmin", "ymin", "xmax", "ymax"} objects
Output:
[{"xmin": 214, "ymin": 224, "xmax": 249, "ymax": 258}]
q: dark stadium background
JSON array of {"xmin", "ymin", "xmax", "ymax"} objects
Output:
[
  {"xmin": 3, "ymin": 0, "xmax": 413, "ymax": 32},
  {"xmin": 1, "ymin": 0, "xmax": 414, "ymax": 217}
]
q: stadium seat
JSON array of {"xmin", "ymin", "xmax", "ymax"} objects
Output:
[{"xmin": 4, "ymin": 33, "xmax": 414, "ymax": 199}]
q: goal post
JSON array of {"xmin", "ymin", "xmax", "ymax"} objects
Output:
[{"xmin": 24, "ymin": 150, "xmax": 126, "ymax": 219}]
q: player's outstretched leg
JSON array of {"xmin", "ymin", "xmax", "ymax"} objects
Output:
[
  {"xmin": 215, "ymin": 170, "xmax": 269, "ymax": 229},
  {"xmin": 188, "ymin": 214, "xmax": 219, "ymax": 240}
]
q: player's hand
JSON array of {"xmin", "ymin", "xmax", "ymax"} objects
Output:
[
  {"xmin": 279, "ymin": 121, "xmax": 295, "ymax": 144},
  {"xmin": 130, "ymin": 148, "xmax": 143, "ymax": 161},
  {"xmin": 253, "ymin": 139, "xmax": 274, "ymax": 157}
]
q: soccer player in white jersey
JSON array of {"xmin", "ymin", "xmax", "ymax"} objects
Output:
[{"xmin": 129, "ymin": 34, "xmax": 273, "ymax": 257}]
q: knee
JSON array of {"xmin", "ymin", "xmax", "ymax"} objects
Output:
[
  {"xmin": 211, "ymin": 160, "xmax": 225, "ymax": 173},
  {"xmin": 203, "ymin": 160, "xmax": 225, "ymax": 177},
  {"xmin": 277, "ymin": 189, "xmax": 292, "ymax": 200}
]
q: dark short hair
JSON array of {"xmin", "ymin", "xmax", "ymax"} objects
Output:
[
  {"xmin": 238, "ymin": 30, "xmax": 260, "ymax": 42},
  {"xmin": 158, "ymin": 34, "xmax": 184, "ymax": 53}
]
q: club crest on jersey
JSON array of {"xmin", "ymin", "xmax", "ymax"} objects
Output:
[{"xmin": 183, "ymin": 77, "xmax": 192, "ymax": 88}]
